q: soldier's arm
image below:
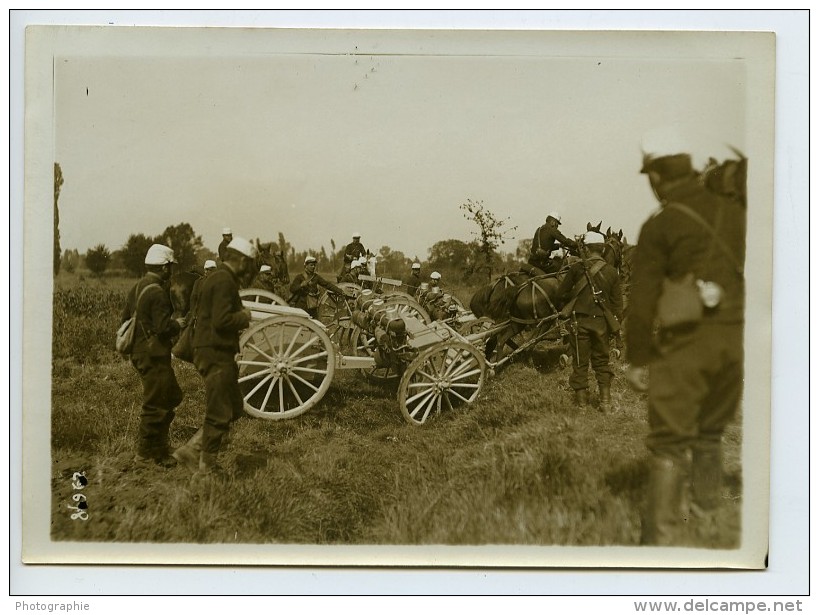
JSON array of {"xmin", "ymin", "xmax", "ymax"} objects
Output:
[
  {"xmin": 625, "ymin": 219, "xmax": 668, "ymax": 366},
  {"xmin": 147, "ymin": 287, "xmax": 181, "ymax": 339},
  {"xmin": 121, "ymin": 285, "xmax": 136, "ymax": 324},
  {"xmin": 211, "ymin": 279, "xmax": 251, "ymax": 333},
  {"xmin": 555, "ymin": 265, "xmax": 581, "ymax": 307},
  {"xmin": 318, "ymin": 276, "xmax": 344, "ymax": 295},
  {"xmin": 554, "ymin": 229, "xmax": 578, "ymax": 250}
]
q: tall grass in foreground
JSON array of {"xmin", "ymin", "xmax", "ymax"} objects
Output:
[{"xmin": 50, "ymin": 281, "xmax": 742, "ymax": 547}]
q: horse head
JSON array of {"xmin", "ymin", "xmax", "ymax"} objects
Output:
[
  {"xmin": 169, "ymin": 270, "xmax": 201, "ymax": 319},
  {"xmin": 702, "ymin": 147, "xmax": 747, "ymax": 208}
]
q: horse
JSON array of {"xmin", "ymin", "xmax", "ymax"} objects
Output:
[
  {"xmin": 254, "ymin": 240, "xmax": 291, "ymax": 298},
  {"xmin": 169, "ymin": 270, "xmax": 201, "ymax": 321},
  {"xmin": 702, "ymin": 147, "xmax": 747, "ymax": 208},
  {"xmin": 469, "ymin": 221, "xmax": 627, "ymax": 362}
]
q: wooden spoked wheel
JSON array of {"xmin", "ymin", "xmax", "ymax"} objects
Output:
[
  {"xmin": 381, "ymin": 296, "xmax": 431, "ymax": 324},
  {"xmin": 240, "ymin": 288, "xmax": 288, "ymax": 306},
  {"xmin": 237, "ymin": 315, "xmax": 335, "ymax": 420},
  {"xmin": 316, "ymin": 283, "xmax": 361, "ymax": 349},
  {"xmin": 398, "ymin": 341, "xmax": 486, "ymax": 426}
]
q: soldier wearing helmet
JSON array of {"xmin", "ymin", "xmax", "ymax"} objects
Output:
[
  {"xmin": 253, "ymin": 263, "xmax": 277, "ymax": 293},
  {"xmin": 174, "ymin": 236, "xmax": 257, "ymax": 479},
  {"xmin": 217, "ymin": 227, "xmax": 233, "ymax": 263},
  {"xmin": 406, "ymin": 262, "xmax": 423, "ymax": 296},
  {"xmin": 290, "ymin": 255, "xmax": 346, "ymax": 319},
  {"xmin": 339, "ymin": 232, "xmax": 367, "ymax": 278},
  {"xmin": 528, "ymin": 211, "xmax": 578, "ymax": 274},
  {"xmin": 120, "ymin": 243, "xmax": 186, "ymax": 468},
  {"xmin": 555, "ymin": 230, "xmax": 623, "ymax": 413},
  {"xmin": 625, "ymin": 129, "xmax": 746, "ymax": 547}
]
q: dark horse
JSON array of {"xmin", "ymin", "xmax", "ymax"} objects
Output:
[
  {"xmin": 254, "ymin": 240, "xmax": 291, "ymax": 298},
  {"xmin": 470, "ymin": 222, "xmax": 626, "ymax": 361},
  {"xmin": 169, "ymin": 270, "xmax": 201, "ymax": 321}
]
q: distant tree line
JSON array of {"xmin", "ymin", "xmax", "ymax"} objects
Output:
[{"xmin": 59, "ymin": 199, "xmax": 531, "ymax": 285}]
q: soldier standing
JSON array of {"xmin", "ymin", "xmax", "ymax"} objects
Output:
[
  {"xmin": 556, "ymin": 231, "xmax": 623, "ymax": 411},
  {"xmin": 121, "ymin": 243, "xmax": 185, "ymax": 467},
  {"xmin": 406, "ymin": 262, "xmax": 422, "ymax": 296},
  {"xmin": 625, "ymin": 140, "xmax": 746, "ymax": 547},
  {"xmin": 175, "ymin": 237, "xmax": 257, "ymax": 478},
  {"xmin": 290, "ymin": 256, "xmax": 345, "ymax": 319}
]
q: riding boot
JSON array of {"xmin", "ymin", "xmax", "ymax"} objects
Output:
[
  {"xmin": 598, "ymin": 384, "xmax": 612, "ymax": 413},
  {"xmin": 690, "ymin": 440, "xmax": 724, "ymax": 547},
  {"xmin": 192, "ymin": 451, "xmax": 226, "ymax": 482},
  {"xmin": 641, "ymin": 455, "xmax": 690, "ymax": 546},
  {"xmin": 172, "ymin": 428, "xmax": 204, "ymax": 473},
  {"xmin": 574, "ymin": 389, "xmax": 589, "ymax": 409}
]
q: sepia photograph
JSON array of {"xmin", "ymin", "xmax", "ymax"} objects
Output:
[{"xmin": 13, "ymin": 10, "xmax": 805, "ymax": 596}]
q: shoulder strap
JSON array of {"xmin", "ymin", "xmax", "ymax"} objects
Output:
[
  {"xmin": 561, "ymin": 260, "xmax": 606, "ymax": 315},
  {"xmin": 666, "ymin": 202, "xmax": 744, "ymax": 277},
  {"xmin": 133, "ymin": 283, "xmax": 161, "ymax": 328}
]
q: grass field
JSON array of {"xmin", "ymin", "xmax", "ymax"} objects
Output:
[{"xmin": 50, "ymin": 271, "xmax": 742, "ymax": 548}]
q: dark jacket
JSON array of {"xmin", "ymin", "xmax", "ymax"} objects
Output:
[
  {"xmin": 217, "ymin": 238, "xmax": 231, "ymax": 262},
  {"xmin": 192, "ymin": 265, "xmax": 251, "ymax": 353},
  {"xmin": 556, "ymin": 253, "xmax": 623, "ymax": 321},
  {"xmin": 121, "ymin": 272, "xmax": 180, "ymax": 357},
  {"xmin": 625, "ymin": 178, "xmax": 746, "ymax": 366},
  {"xmin": 289, "ymin": 272, "xmax": 343, "ymax": 311},
  {"xmin": 342, "ymin": 241, "xmax": 367, "ymax": 265},
  {"xmin": 531, "ymin": 224, "xmax": 577, "ymax": 258}
]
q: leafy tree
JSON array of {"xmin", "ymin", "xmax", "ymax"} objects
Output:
[
  {"xmin": 426, "ymin": 238, "xmax": 475, "ymax": 283},
  {"xmin": 53, "ymin": 163, "xmax": 64, "ymax": 276},
  {"xmin": 157, "ymin": 223, "xmax": 203, "ymax": 272},
  {"xmin": 61, "ymin": 248, "xmax": 80, "ymax": 274},
  {"xmin": 376, "ymin": 245, "xmax": 411, "ymax": 280},
  {"xmin": 121, "ymin": 233, "xmax": 156, "ymax": 277},
  {"xmin": 515, "ymin": 238, "xmax": 532, "ymax": 261},
  {"xmin": 85, "ymin": 244, "xmax": 111, "ymax": 276},
  {"xmin": 459, "ymin": 199, "xmax": 517, "ymax": 282}
]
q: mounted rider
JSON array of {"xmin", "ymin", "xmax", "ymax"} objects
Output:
[
  {"xmin": 339, "ymin": 232, "xmax": 367, "ymax": 278},
  {"xmin": 528, "ymin": 211, "xmax": 578, "ymax": 274}
]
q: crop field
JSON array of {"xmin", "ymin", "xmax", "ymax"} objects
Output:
[{"xmin": 50, "ymin": 272, "xmax": 742, "ymax": 548}]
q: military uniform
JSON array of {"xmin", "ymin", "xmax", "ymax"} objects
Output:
[
  {"xmin": 121, "ymin": 272, "xmax": 183, "ymax": 460},
  {"xmin": 192, "ymin": 264, "xmax": 251, "ymax": 456},
  {"xmin": 627, "ymin": 167, "xmax": 745, "ymax": 546},
  {"xmin": 405, "ymin": 271, "xmax": 422, "ymax": 297},
  {"xmin": 339, "ymin": 240, "xmax": 367, "ymax": 276},
  {"xmin": 556, "ymin": 250, "xmax": 623, "ymax": 401},
  {"xmin": 290, "ymin": 271, "xmax": 344, "ymax": 318},
  {"xmin": 529, "ymin": 224, "xmax": 577, "ymax": 273},
  {"xmin": 217, "ymin": 238, "xmax": 231, "ymax": 262}
]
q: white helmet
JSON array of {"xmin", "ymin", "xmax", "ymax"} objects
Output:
[
  {"xmin": 353, "ymin": 232, "xmax": 361, "ymax": 238},
  {"xmin": 222, "ymin": 227, "xmax": 232, "ymax": 235},
  {"xmin": 583, "ymin": 231, "xmax": 606, "ymax": 245},
  {"xmin": 204, "ymin": 259, "xmax": 217, "ymax": 270},
  {"xmin": 411, "ymin": 262, "xmax": 421, "ymax": 270},
  {"xmin": 430, "ymin": 271, "xmax": 442, "ymax": 280},
  {"xmin": 546, "ymin": 211, "xmax": 562, "ymax": 224},
  {"xmin": 304, "ymin": 255, "xmax": 317, "ymax": 265},
  {"xmin": 259, "ymin": 264, "xmax": 272, "ymax": 273},
  {"xmin": 144, "ymin": 244, "xmax": 176, "ymax": 265},
  {"xmin": 226, "ymin": 236, "xmax": 258, "ymax": 259}
]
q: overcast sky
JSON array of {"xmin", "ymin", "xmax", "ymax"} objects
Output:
[{"xmin": 54, "ymin": 33, "xmax": 747, "ymax": 261}]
